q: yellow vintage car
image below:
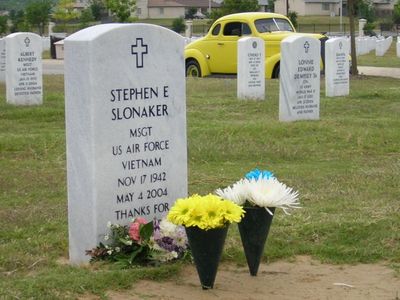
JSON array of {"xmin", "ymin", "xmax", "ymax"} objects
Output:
[{"xmin": 185, "ymin": 12, "xmax": 328, "ymax": 78}]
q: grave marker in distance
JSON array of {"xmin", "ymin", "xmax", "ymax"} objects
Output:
[
  {"xmin": 325, "ymin": 37, "xmax": 349, "ymax": 97},
  {"xmin": 5, "ymin": 32, "xmax": 42, "ymax": 105},
  {"xmin": 237, "ymin": 37, "xmax": 265, "ymax": 100},
  {"xmin": 64, "ymin": 24, "xmax": 187, "ymax": 264},
  {"xmin": 0, "ymin": 38, "xmax": 5, "ymax": 82},
  {"xmin": 279, "ymin": 36, "xmax": 320, "ymax": 122}
]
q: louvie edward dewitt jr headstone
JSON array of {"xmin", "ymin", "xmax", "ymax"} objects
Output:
[
  {"xmin": 5, "ymin": 32, "xmax": 43, "ymax": 105},
  {"xmin": 64, "ymin": 24, "xmax": 187, "ymax": 264},
  {"xmin": 279, "ymin": 36, "xmax": 320, "ymax": 122}
]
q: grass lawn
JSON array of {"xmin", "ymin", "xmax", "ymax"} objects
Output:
[{"xmin": 0, "ymin": 75, "xmax": 399, "ymax": 298}]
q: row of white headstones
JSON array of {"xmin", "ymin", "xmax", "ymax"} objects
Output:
[
  {"xmin": 1, "ymin": 25, "xmax": 399, "ymax": 264},
  {"xmin": 353, "ymin": 35, "xmax": 395, "ymax": 56},
  {"xmin": 237, "ymin": 35, "xmax": 351, "ymax": 115}
]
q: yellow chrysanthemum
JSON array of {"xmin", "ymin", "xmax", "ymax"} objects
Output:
[{"xmin": 167, "ymin": 194, "xmax": 244, "ymax": 230}]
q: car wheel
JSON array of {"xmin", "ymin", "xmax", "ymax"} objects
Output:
[
  {"xmin": 272, "ymin": 63, "xmax": 280, "ymax": 79},
  {"xmin": 186, "ymin": 59, "xmax": 202, "ymax": 77}
]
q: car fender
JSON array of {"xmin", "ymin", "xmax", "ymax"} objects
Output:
[
  {"xmin": 185, "ymin": 49, "xmax": 211, "ymax": 77},
  {"xmin": 265, "ymin": 53, "xmax": 281, "ymax": 79}
]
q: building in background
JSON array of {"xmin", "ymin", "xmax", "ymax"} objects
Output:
[{"xmin": 136, "ymin": 0, "xmax": 221, "ymax": 19}]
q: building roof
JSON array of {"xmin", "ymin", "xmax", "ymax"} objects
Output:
[{"xmin": 148, "ymin": 0, "xmax": 221, "ymax": 8}]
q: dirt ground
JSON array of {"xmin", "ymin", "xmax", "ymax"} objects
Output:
[{"xmin": 102, "ymin": 256, "xmax": 400, "ymax": 300}]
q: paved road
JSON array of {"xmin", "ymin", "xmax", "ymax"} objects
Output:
[
  {"xmin": 43, "ymin": 59, "xmax": 64, "ymax": 75},
  {"xmin": 43, "ymin": 59, "xmax": 400, "ymax": 79},
  {"xmin": 358, "ymin": 66, "xmax": 400, "ymax": 79}
]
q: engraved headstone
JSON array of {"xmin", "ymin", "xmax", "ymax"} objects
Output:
[
  {"xmin": 0, "ymin": 38, "xmax": 5, "ymax": 82},
  {"xmin": 64, "ymin": 24, "xmax": 187, "ymax": 264},
  {"xmin": 279, "ymin": 36, "xmax": 320, "ymax": 122},
  {"xmin": 237, "ymin": 37, "xmax": 265, "ymax": 100},
  {"xmin": 5, "ymin": 32, "xmax": 43, "ymax": 105},
  {"xmin": 325, "ymin": 37, "xmax": 349, "ymax": 97}
]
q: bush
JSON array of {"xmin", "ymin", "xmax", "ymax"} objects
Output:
[
  {"xmin": 172, "ymin": 17, "xmax": 185, "ymax": 33},
  {"xmin": 288, "ymin": 11, "xmax": 298, "ymax": 29}
]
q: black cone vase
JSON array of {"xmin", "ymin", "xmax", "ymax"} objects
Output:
[
  {"xmin": 238, "ymin": 206, "xmax": 275, "ymax": 276},
  {"xmin": 185, "ymin": 225, "xmax": 229, "ymax": 289}
]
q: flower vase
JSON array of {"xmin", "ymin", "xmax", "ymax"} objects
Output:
[
  {"xmin": 185, "ymin": 225, "xmax": 229, "ymax": 289},
  {"xmin": 238, "ymin": 206, "xmax": 275, "ymax": 276}
]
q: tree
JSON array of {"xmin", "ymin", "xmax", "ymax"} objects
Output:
[
  {"xmin": 25, "ymin": 0, "xmax": 53, "ymax": 35},
  {"xmin": 79, "ymin": 7, "xmax": 94, "ymax": 29},
  {"xmin": 222, "ymin": 0, "xmax": 259, "ymax": 13},
  {"xmin": 211, "ymin": 0, "xmax": 259, "ymax": 20},
  {"xmin": 393, "ymin": 0, "xmax": 400, "ymax": 24},
  {"xmin": 185, "ymin": 7, "xmax": 197, "ymax": 19},
  {"xmin": 0, "ymin": 16, "xmax": 8, "ymax": 35},
  {"xmin": 90, "ymin": 0, "xmax": 106, "ymax": 21},
  {"xmin": 105, "ymin": 0, "xmax": 136, "ymax": 23},
  {"xmin": 348, "ymin": 0, "xmax": 358, "ymax": 75},
  {"xmin": 53, "ymin": 0, "xmax": 80, "ymax": 32},
  {"xmin": 9, "ymin": 9, "xmax": 28, "ymax": 32},
  {"xmin": 172, "ymin": 17, "xmax": 185, "ymax": 33}
]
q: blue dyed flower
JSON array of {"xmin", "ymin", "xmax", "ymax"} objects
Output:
[{"xmin": 245, "ymin": 169, "xmax": 274, "ymax": 180}]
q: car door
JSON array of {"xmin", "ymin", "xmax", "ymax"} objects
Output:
[{"xmin": 204, "ymin": 21, "xmax": 252, "ymax": 74}]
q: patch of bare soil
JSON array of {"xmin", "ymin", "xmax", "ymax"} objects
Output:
[{"xmin": 102, "ymin": 256, "xmax": 400, "ymax": 300}]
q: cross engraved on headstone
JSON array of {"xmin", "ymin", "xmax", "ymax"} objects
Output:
[
  {"xmin": 339, "ymin": 41, "xmax": 343, "ymax": 50},
  {"xmin": 24, "ymin": 37, "xmax": 31, "ymax": 47},
  {"xmin": 131, "ymin": 38, "xmax": 148, "ymax": 68},
  {"xmin": 304, "ymin": 41, "xmax": 310, "ymax": 53}
]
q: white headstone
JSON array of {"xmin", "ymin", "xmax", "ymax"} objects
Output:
[
  {"xmin": 325, "ymin": 37, "xmax": 349, "ymax": 97},
  {"xmin": 279, "ymin": 36, "xmax": 320, "ymax": 122},
  {"xmin": 64, "ymin": 24, "xmax": 187, "ymax": 264},
  {"xmin": 0, "ymin": 38, "xmax": 5, "ymax": 82},
  {"xmin": 237, "ymin": 37, "xmax": 265, "ymax": 100},
  {"xmin": 5, "ymin": 32, "xmax": 43, "ymax": 105},
  {"xmin": 376, "ymin": 36, "xmax": 392, "ymax": 57},
  {"xmin": 397, "ymin": 37, "xmax": 400, "ymax": 58}
]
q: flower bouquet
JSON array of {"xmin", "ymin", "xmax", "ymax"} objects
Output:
[
  {"xmin": 216, "ymin": 168, "xmax": 300, "ymax": 276},
  {"xmin": 86, "ymin": 217, "xmax": 189, "ymax": 267},
  {"xmin": 167, "ymin": 194, "xmax": 245, "ymax": 289}
]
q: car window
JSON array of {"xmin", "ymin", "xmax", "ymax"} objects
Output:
[
  {"xmin": 274, "ymin": 18, "xmax": 294, "ymax": 31},
  {"xmin": 223, "ymin": 22, "xmax": 251, "ymax": 36},
  {"xmin": 255, "ymin": 18, "xmax": 294, "ymax": 33},
  {"xmin": 212, "ymin": 23, "xmax": 221, "ymax": 36}
]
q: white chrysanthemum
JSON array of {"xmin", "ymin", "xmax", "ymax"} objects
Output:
[
  {"xmin": 246, "ymin": 178, "xmax": 300, "ymax": 215},
  {"xmin": 159, "ymin": 219, "xmax": 178, "ymax": 236},
  {"xmin": 215, "ymin": 179, "xmax": 248, "ymax": 205}
]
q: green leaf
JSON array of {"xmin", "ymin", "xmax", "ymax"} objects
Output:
[{"xmin": 140, "ymin": 221, "xmax": 154, "ymax": 241}]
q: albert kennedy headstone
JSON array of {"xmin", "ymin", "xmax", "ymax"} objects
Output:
[
  {"xmin": 5, "ymin": 32, "xmax": 42, "ymax": 105},
  {"xmin": 279, "ymin": 36, "xmax": 320, "ymax": 122},
  {"xmin": 237, "ymin": 37, "xmax": 265, "ymax": 100},
  {"xmin": 64, "ymin": 24, "xmax": 187, "ymax": 264},
  {"xmin": 0, "ymin": 38, "xmax": 5, "ymax": 82},
  {"xmin": 325, "ymin": 37, "xmax": 349, "ymax": 97}
]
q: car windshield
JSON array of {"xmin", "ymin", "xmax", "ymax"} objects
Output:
[{"xmin": 254, "ymin": 18, "xmax": 294, "ymax": 33}]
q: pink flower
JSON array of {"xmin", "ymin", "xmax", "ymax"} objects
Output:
[{"xmin": 129, "ymin": 217, "xmax": 147, "ymax": 242}]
